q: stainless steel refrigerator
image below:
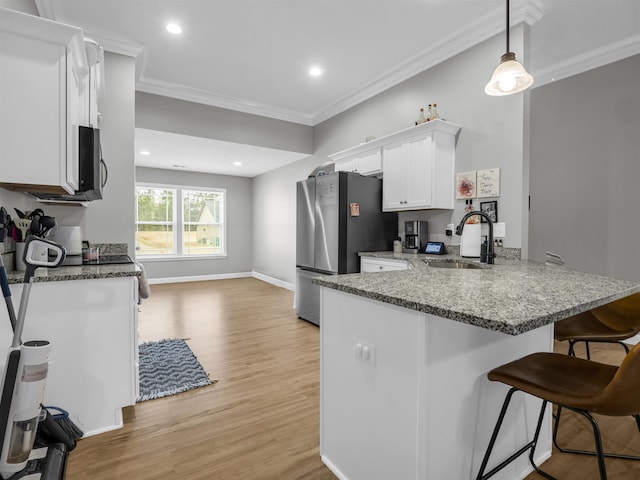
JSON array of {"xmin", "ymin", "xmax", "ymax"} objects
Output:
[{"xmin": 295, "ymin": 171, "xmax": 397, "ymax": 325}]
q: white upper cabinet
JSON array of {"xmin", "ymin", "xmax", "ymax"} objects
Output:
[
  {"xmin": 331, "ymin": 148, "xmax": 382, "ymax": 176},
  {"xmin": 0, "ymin": 8, "xmax": 92, "ymax": 195},
  {"xmin": 329, "ymin": 120, "xmax": 461, "ymax": 211}
]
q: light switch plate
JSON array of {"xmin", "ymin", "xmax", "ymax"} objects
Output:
[{"xmin": 493, "ymin": 222, "xmax": 506, "ymax": 238}]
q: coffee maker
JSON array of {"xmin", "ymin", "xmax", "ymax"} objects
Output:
[{"xmin": 403, "ymin": 221, "xmax": 428, "ymax": 253}]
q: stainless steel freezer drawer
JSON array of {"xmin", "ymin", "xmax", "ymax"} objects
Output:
[{"xmin": 295, "ymin": 268, "xmax": 333, "ymax": 326}]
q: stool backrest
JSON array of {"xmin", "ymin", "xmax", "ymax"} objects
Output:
[
  {"xmin": 596, "ymin": 340, "xmax": 640, "ymax": 416},
  {"xmin": 592, "ymin": 293, "xmax": 640, "ymax": 331}
]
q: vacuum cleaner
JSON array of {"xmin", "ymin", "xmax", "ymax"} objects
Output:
[{"xmin": 0, "ymin": 207, "xmax": 67, "ymax": 479}]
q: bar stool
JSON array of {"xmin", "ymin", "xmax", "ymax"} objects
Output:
[
  {"xmin": 554, "ymin": 293, "xmax": 640, "ymax": 359},
  {"xmin": 475, "ymin": 342, "xmax": 640, "ymax": 480}
]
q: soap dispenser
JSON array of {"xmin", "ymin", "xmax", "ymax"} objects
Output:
[{"xmin": 480, "ymin": 236, "xmax": 488, "ymax": 263}]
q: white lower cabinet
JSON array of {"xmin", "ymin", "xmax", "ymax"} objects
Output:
[
  {"xmin": 360, "ymin": 257, "xmax": 408, "ymax": 272},
  {"xmin": 0, "ymin": 277, "xmax": 138, "ymax": 437}
]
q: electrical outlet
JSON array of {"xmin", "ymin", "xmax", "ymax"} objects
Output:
[
  {"xmin": 493, "ymin": 222, "xmax": 506, "ymax": 238},
  {"xmin": 353, "ymin": 338, "xmax": 376, "ymax": 366}
]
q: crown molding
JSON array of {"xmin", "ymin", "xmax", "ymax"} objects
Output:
[
  {"xmin": 310, "ymin": 1, "xmax": 547, "ymax": 125},
  {"xmin": 135, "ymin": 78, "xmax": 316, "ymax": 126},
  {"xmin": 532, "ymin": 33, "xmax": 640, "ymax": 88},
  {"xmin": 81, "ymin": 31, "xmax": 145, "ymax": 58}
]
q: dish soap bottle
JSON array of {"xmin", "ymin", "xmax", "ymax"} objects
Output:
[{"xmin": 480, "ymin": 236, "xmax": 488, "ymax": 263}]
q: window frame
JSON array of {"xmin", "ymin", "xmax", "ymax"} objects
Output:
[{"xmin": 135, "ymin": 182, "xmax": 227, "ymax": 260}]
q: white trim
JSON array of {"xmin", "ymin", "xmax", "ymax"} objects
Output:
[
  {"xmin": 251, "ymin": 271, "xmax": 295, "ymax": 291},
  {"xmin": 148, "ymin": 272, "xmax": 252, "ymax": 285},
  {"xmin": 135, "ymin": 79, "xmax": 316, "ymax": 126},
  {"xmin": 532, "ymin": 33, "xmax": 640, "ymax": 88},
  {"xmin": 135, "ymin": 182, "xmax": 226, "ymax": 258},
  {"xmin": 312, "ymin": 2, "xmax": 547, "ymax": 125},
  {"xmin": 146, "ymin": 271, "xmax": 294, "ymax": 289}
]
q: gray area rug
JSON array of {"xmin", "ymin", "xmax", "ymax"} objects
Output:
[{"xmin": 137, "ymin": 338, "xmax": 215, "ymax": 402}]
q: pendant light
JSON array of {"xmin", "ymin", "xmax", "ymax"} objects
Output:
[{"xmin": 485, "ymin": 0, "xmax": 533, "ymax": 96}]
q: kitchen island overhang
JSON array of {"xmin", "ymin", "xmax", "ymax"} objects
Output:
[
  {"xmin": 315, "ymin": 256, "xmax": 640, "ymax": 480},
  {"xmin": 313, "ymin": 256, "xmax": 640, "ymax": 336}
]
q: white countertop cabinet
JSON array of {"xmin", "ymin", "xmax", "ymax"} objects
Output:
[
  {"xmin": 0, "ymin": 8, "xmax": 91, "ymax": 195},
  {"xmin": 360, "ymin": 256, "xmax": 408, "ymax": 272},
  {"xmin": 0, "ymin": 276, "xmax": 138, "ymax": 437},
  {"xmin": 320, "ymin": 288, "xmax": 553, "ymax": 480}
]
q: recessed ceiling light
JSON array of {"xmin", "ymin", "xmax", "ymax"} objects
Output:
[
  {"xmin": 166, "ymin": 23, "xmax": 182, "ymax": 34},
  {"xmin": 139, "ymin": 150, "xmax": 151, "ymax": 156},
  {"xmin": 233, "ymin": 161, "xmax": 242, "ymax": 166},
  {"xmin": 309, "ymin": 67, "xmax": 322, "ymax": 77}
]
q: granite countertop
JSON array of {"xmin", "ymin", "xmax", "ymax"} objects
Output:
[
  {"xmin": 312, "ymin": 251, "xmax": 640, "ymax": 335},
  {"xmin": 2, "ymin": 242, "xmax": 140, "ymax": 284},
  {"xmin": 6, "ymin": 262, "xmax": 141, "ymax": 284}
]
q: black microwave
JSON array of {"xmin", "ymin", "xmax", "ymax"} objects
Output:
[{"xmin": 30, "ymin": 126, "xmax": 106, "ymax": 203}]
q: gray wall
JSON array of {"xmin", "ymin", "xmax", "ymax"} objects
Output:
[
  {"xmin": 0, "ymin": 48, "xmax": 137, "ymax": 256},
  {"xmin": 136, "ymin": 92, "xmax": 313, "ymax": 155},
  {"xmin": 528, "ymin": 54, "xmax": 640, "ymax": 282},
  {"xmin": 135, "ymin": 166, "xmax": 253, "ymax": 279},
  {"xmin": 253, "ymin": 28, "xmax": 530, "ymax": 286}
]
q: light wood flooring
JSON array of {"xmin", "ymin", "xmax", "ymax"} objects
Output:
[{"xmin": 65, "ymin": 278, "xmax": 640, "ymax": 479}]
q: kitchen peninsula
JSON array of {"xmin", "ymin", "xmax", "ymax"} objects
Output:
[
  {"xmin": 0, "ymin": 261, "xmax": 140, "ymax": 437},
  {"xmin": 314, "ymin": 253, "xmax": 640, "ymax": 480}
]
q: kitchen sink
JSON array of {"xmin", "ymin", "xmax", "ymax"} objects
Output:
[{"xmin": 425, "ymin": 260, "xmax": 484, "ymax": 269}]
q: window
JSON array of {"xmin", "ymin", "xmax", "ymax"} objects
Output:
[{"xmin": 136, "ymin": 184, "xmax": 226, "ymax": 258}]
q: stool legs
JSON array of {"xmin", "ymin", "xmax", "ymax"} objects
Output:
[
  {"xmin": 553, "ymin": 405, "xmax": 640, "ymax": 477},
  {"xmin": 567, "ymin": 340, "xmax": 630, "ymax": 359},
  {"xmin": 476, "ymin": 387, "xmax": 555, "ymax": 480}
]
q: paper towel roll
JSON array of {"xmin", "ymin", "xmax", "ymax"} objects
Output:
[{"xmin": 460, "ymin": 223, "xmax": 481, "ymax": 258}]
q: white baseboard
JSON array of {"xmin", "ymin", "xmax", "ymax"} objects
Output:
[
  {"xmin": 148, "ymin": 272, "xmax": 252, "ymax": 285},
  {"xmin": 252, "ymin": 271, "xmax": 295, "ymax": 291},
  {"xmin": 147, "ymin": 271, "xmax": 295, "ymax": 291}
]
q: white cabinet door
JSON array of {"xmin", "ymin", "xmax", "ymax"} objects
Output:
[
  {"xmin": 0, "ymin": 9, "xmax": 87, "ymax": 194},
  {"xmin": 356, "ymin": 149, "xmax": 382, "ymax": 175},
  {"xmin": 381, "ymin": 142, "xmax": 406, "ymax": 210},
  {"xmin": 405, "ymin": 135, "xmax": 433, "ymax": 209},
  {"xmin": 334, "ymin": 157, "xmax": 357, "ymax": 173},
  {"xmin": 334, "ymin": 149, "xmax": 381, "ymax": 176},
  {"xmin": 1, "ymin": 277, "xmax": 138, "ymax": 436}
]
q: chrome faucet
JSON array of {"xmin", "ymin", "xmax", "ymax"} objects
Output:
[{"xmin": 455, "ymin": 211, "xmax": 496, "ymax": 264}]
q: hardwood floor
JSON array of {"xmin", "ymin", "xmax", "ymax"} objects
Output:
[
  {"xmin": 66, "ymin": 278, "xmax": 336, "ymax": 480},
  {"xmin": 65, "ymin": 279, "xmax": 640, "ymax": 479}
]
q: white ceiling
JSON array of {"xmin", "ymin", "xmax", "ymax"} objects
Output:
[{"xmin": 33, "ymin": 0, "xmax": 640, "ymax": 176}]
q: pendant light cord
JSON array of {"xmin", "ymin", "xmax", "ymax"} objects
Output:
[{"xmin": 506, "ymin": 0, "xmax": 510, "ymax": 53}]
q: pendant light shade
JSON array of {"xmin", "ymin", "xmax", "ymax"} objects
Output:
[{"xmin": 485, "ymin": 0, "xmax": 533, "ymax": 96}]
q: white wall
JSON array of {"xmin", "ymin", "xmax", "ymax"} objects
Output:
[
  {"xmin": 253, "ymin": 28, "xmax": 530, "ymax": 286},
  {"xmin": 135, "ymin": 167, "xmax": 253, "ymax": 279}
]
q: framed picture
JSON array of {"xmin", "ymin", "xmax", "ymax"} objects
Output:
[
  {"xmin": 477, "ymin": 168, "xmax": 500, "ymax": 198},
  {"xmin": 480, "ymin": 201, "xmax": 498, "ymax": 223},
  {"xmin": 456, "ymin": 171, "xmax": 476, "ymax": 199}
]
